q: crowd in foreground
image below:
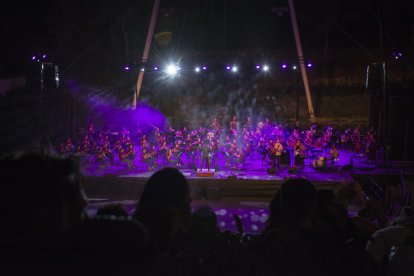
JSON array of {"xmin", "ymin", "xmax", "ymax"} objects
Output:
[{"xmin": 1, "ymin": 149, "xmax": 413, "ymax": 275}]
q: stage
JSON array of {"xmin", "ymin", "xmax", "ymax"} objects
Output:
[{"xmin": 81, "ymin": 147, "xmax": 414, "ymax": 203}]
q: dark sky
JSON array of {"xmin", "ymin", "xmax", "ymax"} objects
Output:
[{"xmin": 1, "ymin": 0, "xmax": 412, "ymax": 79}]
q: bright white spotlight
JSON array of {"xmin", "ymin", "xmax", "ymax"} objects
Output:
[
  {"xmin": 263, "ymin": 65, "xmax": 269, "ymax": 72},
  {"xmin": 231, "ymin": 66, "xmax": 238, "ymax": 73},
  {"xmin": 166, "ymin": 64, "xmax": 178, "ymax": 76},
  {"xmin": 195, "ymin": 66, "xmax": 200, "ymax": 72},
  {"xmin": 292, "ymin": 65, "xmax": 297, "ymax": 70}
]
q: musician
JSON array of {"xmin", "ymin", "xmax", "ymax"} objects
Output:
[
  {"xmin": 97, "ymin": 147, "xmax": 108, "ymax": 169},
  {"xmin": 159, "ymin": 137, "xmax": 168, "ymax": 165},
  {"xmin": 272, "ymin": 138, "xmax": 283, "ymax": 168},
  {"xmin": 200, "ymin": 140, "xmax": 213, "ymax": 171},
  {"xmin": 102, "ymin": 142, "xmax": 114, "ymax": 164},
  {"xmin": 257, "ymin": 138, "xmax": 267, "ymax": 161},
  {"xmin": 365, "ymin": 127, "xmax": 376, "ymax": 158},
  {"xmin": 65, "ymin": 138, "xmax": 75, "ymax": 154},
  {"xmin": 119, "ymin": 147, "xmax": 134, "ymax": 169},
  {"xmin": 330, "ymin": 145, "xmax": 339, "ymax": 160},
  {"xmin": 294, "ymin": 139, "xmax": 306, "ymax": 169},
  {"xmin": 148, "ymin": 146, "xmax": 158, "ymax": 170}
]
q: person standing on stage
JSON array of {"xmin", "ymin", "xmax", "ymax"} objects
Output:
[
  {"xmin": 273, "ymin": 138, "xmax": 283, "ymax": 169},
  {"xmin": 200, "ymin": 140, "xmax": 213, "ymax": 171},
  {"xmin": 294, "ymin": 139, "xmax": 306, "ymax": 170}
]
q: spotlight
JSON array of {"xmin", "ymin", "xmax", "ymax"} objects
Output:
[
  {"xmin": 231, "ymin": 66, "xmax": 238, "ymax": 73},
  {"xmin": 393, "ymin": 51, "xmax": 403, "ymax": 60},
  {"xmin": 282, "ymin": 64, "xmax": 287, "ymax": 69},
  {"xmin": 32, "ymin": 56, "xmax": 36, "ymax": 61},
  {"xmin": 202, "ymin": 66, "xmax": 207, "ymax": 70},
  {"xmin": 263, "ymin": 65, "xmax": 269, "ymax": 72},
  {"xmin": 307, "ymin": 63, "xmax": 312, "ymax": 68},
  {"xmin": 141, "ymin": 67, "xmax": 145, "ymax": 72},
  {"xmin": 124, "ymin": 65, "xmax": 130, "ymax": 71},
  {"xmin": 226, "ymin": 66, "xmax": 231, "ymax": 70},
  {"xmin": 166, "ymin": 64, "xmax": 179, "ymax": 76},
  {"xmin": 154, "ymin": 66, "xmax": 158, "ymax": 70},
  {"xmin": 195, "ymin": 66, "xmax": 200, "ymax": 72},
  {"xmin": 42, "ymin": 54, "xmax": 46, "ymax": 59},
  {"xmin": 256, "ymin": 65, "xmax": 261, "ymax": 69},
  {"xmin": 292, "ymin": 65, "xmax": 297, "ymax": 70}
]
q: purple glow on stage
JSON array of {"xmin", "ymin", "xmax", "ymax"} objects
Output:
[
  {"xmin": 32, "ymin": 56, "xmax": 36, "ymax": 61},
  {"xmin": 226, "ymin": 66, "xmax": 231, "ymax": 70},
  {"xmin": 307, "ymin": 63, "xmax": 312, "ymax": 68},
  {"xmin": 282, "ymin": 64, "xmax": 287, "ymax": 69},
  {"xmin": 256, "ymin": 65, "xmax": 260, "ymax": 69},
  {"xmin": 42, "ymin": 54, "xmax": 46, "ymax": 59},
  {"xmin": 154, "ymin": 66, "xmax": 158, "ymax": 70},
  {"xmin": 202, "ymin": 66, "xmax": 207, "ymax": 70},
  {"xmin": 67, "ymin": 80, "xmax": 166, "ymax": 134},
  {"xmin": 124, "ymin": 66, "xmax": 130, "ymax": 71}
]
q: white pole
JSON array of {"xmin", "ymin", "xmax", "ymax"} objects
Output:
[
  {"xmin": 288, "ymin": 0, "xmax": 315, "ymax": 120},
  {"xmin": 132, "ymin": 0, "xmax": 160, "ymax": 110}
]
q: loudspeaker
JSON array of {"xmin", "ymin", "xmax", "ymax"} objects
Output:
[
  {"xmin": 288, "ymin": 166, "xmax": 297, "ymax": 173},
  {"xmin": 281, "ymin": 151, "xmax": 290, "ymax": 165}
]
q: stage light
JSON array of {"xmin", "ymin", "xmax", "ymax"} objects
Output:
[
  {"xmin": 141, "ymin": 67, "xmax": 145, "ymax": 72},
  {"xmin": 256, "ymin": 65, "xmax": 261, "ymax": 69},
  {"xmin": 42, "ymin": 54, "xmax": 46, "ymax": 59},
  {"xmin": 282, "ymin": 64, "xmax": 287, "ymax": 69},
  {"xmin": 231, "ymin": 66, "xmax": 238, "ymax": 73},
  {"xmin": 263, "ymin": 65, "xmax": 269, "ymax": 72},
  {"xmin": 154, "ymin": 66, "xmax": 158, "ymax": 70},
  {"xmin": 393, "ymin": 51, "xmax": 403, "ymax": 60},
  {"xmin": 307, "ymin": 63, "xmax": 312, "ymax": 68},
  {"xmin": 202, "ymin": 66, "xmax": 207, "ymax": 70},
  {"xmin": 166, "ymin": 64, "xmax": 179, "ymax": 76},
  {"xmin": 195, "ymin": 66, "xmax": 200, "ymax": 72},
  {"xmin": 32, "ymin": 56, "xmax": 36, "ymax": 61},
  {"xmin": 292, "ymin": 65, "xmax": 297, "ymax": 70},
  {"xmin": 124, "ymin": 65, "xmax": 130, "ymax": 71},
  {"xmin": 226, "ymin": 66, "xmax": 231, "ymax": 70}
]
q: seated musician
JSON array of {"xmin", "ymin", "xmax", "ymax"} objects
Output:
[
  {"xmin": 330, "ymin": 145, "xmax": 339, "ymax": 160},
  {"xmin": 257, "ymin": 138, "xmax": 267, "ymax": 161},
  {"xmin": 65, "ymin": 138, "xmax": 75, "ymax": 155},
  {"xmin": 146, "ymin": 146, "xmax": 157, "ymax": 170},
  {"xmin": 96, "ymin": 147, "xmax": 108, "ymax": 169},
  {"xmin": 102, "ymin": 142, "xmax": 114, "ymax": 164},
  {"xmin": 119, "ymin": 147, "xmax": 134, "ymax": 169}
]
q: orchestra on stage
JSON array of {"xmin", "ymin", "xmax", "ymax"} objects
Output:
[{"xmin": 56, "ymin": 116, "xmax": 377, "ymax": 173}]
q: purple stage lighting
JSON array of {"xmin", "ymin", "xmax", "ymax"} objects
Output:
[
  {"xmin": 226, "ymin": 66, "xmax": 231, "ymax": 70},
  {"xmin": 202, "ymin": 66, "xmax": 207, "ymax": 70},
  {"xmin": 42, "ymin": 54, "xmax": 46, "ymax": 59},
  {"xmin": 307, "ymin": 63, "xmax": 312, "ymax": 68},
  {"xmin": 124, "ymin": 66, "xmax": 130, "ymax": 71},
  {"xmin": 256, "ymin": 65, "xmax": 260, "ymax": 69},
  {"xmin": 32, "ymin": 56, "xmax": 36, "ymax": 61},
  {"xmin": 154, "ymin": 66, "xmax": 158, "ymax": 70},
  {"xmin": 282, "ymin": 64, "xmax": 287, "ymax": 69}
]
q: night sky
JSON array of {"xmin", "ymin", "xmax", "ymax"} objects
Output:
[{"xmin": 1, "ymin": 0, "xmax": 412, "ymax": 80}]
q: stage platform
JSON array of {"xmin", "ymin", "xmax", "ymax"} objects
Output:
[
  {"xmin": 83, "ymin": 165, "xmax": 356, "ymax": 202},
  {"xmin": 81, "ymin": 148, "xmax": 414, "ymax": 203}
]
